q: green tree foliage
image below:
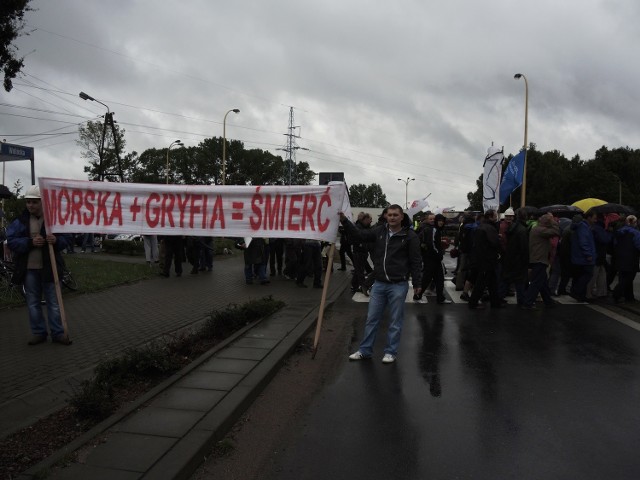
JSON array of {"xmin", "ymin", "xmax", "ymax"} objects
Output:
[
  {"xmin": 78, "ymin": 126, "xmax": 316, "ymax": 186},
  {"xmin": 77, "ymin": 120, "xmax": 130, "ymax": 182},
  {"xmin": 0, "ymin": 0, "xmax": 32, "ymax": 91},
  {"xmin": 349, "ymin": 183, "xmax": 389, "ymax": 208},
  {"xmin": 466, "ymin": 145, "xmax": 640, "ymax": 213}
]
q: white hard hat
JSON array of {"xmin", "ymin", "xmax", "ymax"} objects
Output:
[
  {"xmin": 504, "ymin": 207, "xmax": 515, "ymax": 216},
  {"xmin": 24, "ymin": 185, "xmax": 41, "ymax": 199}
]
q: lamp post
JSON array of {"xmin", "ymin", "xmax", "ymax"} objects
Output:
[
  {"xmin": 613, "ymin": 174, "xmax": 622, "ymax": 204},
  {"xmin": 79, "ymin": 91, "xmax": 111, "ymax": 181},
  {"xmin": 222, "ymin": 109, "xmax": 240, "ymax": 185},
  {"xmin": 514, "ymin": 73, "xmax": 529, "ymax": 207},
  {"xmin": 165, "ymin": 140, "xmax": 183, "ymax": 184},
  {"xmin": 397, "ymin": 177, "xmax": 415, "ymax": 209}
]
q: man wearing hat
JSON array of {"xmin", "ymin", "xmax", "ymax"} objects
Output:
[{"xmin": 6, "ymin": 185, "xmax": 72, "ymax": 345}]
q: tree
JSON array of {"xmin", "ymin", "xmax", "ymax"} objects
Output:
[
  {"xmin": 77, "ymin": 120, "xmax": 129, "ymax": 181},
  {"xmin": 466, "ymin": 175, "xmax": 483, "ymax": 211},
  {"xmin": 121, "ymin": 137, "xmax": 316, "ymax": 187},
  {"xmin": 1, "ymin": 0, "xmax": 32, "ymax": 92},
  {"xmin": 349, "ymin": 183, "xmax": 389, "ymax": 208},
  {"xmin": 465, "ymin": 144, "xmax": 640, "ymax": 213}
]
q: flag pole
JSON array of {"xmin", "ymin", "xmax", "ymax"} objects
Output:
[
  {"xmin": 311, "ymin": 243, "xmax": 336, "ymax": 359},
  {"xmin": 47, "ymin": 243, "xmax": 68, "ymax": 335},
  {"xmin": 42, "ymin": 193, "xmax": 69, "ymax": 336}
]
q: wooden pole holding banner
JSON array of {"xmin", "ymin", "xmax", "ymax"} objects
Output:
[
  {"xmin": 311, "ymin": 243, "xmax": 336, "ymax": 359},
  {"xmin": 46, "ymin": 232, "xmax": 69, "ymax": 336}
]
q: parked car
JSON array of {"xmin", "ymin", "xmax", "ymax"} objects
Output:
[{"xmin": 113, "ymin": 234, "xmax": 142, "ymax": 242}]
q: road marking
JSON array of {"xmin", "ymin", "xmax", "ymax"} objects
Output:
[
  {"xmin": 350, "ymin": 277, "xmax": 590, "ymax": 306},
  {"xmin": 588, "ymin": 304, "xmax": 640, "ymax": 332}
]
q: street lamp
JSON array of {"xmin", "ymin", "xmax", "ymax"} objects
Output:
[
  {"xmin": 165, "ymin": 140, "xmax": 183, "ymax": 184},
  {"xmin": 514, "ymin": 73, "xmax": 529, "ymax": 207},
  {"xmin": 397, "ymin": 177, "xmax": 415, "ymax": 209},
  {"xmin": 79, "ymin": 91, "xmax": 111, "ymax": 181},
  {"xmin": 222, "ymin": 109, "xmax": 240, "ymax": 185}
]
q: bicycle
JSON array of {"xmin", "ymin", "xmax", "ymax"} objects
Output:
[
  {"xmin": 0, "ymin": 254, "xmax": 77, "ymax": 304},
  {"xmin": 0, "ymin": 258, "xmax": 25, "ymax": 302},
  {"xmin": 59, "ymin": 257, "xmax": 78, "ymax": 291}
]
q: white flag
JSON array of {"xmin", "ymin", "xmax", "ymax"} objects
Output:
[
  {"xmin": 407, "ymin": 195, "xmax": 431, "ymax": 218},
  {"xmin": 482, "ymin": 145, "xmax": 503, "ymax": 213}
]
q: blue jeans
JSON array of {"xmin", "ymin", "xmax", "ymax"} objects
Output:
[
  {"xmin": 245, "ymin": 263, "xmax": 267, "ymax": 282},
  {"xmin": 358, "ymin": 281, "xmax": 409, "ymax": 356},
  {"xmin": 24, "ymin": 269, "xmax": 64, "ymax": 337}
]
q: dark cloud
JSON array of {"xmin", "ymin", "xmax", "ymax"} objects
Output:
[{"xmin": 1, "ymin": 0, "xmax": 639, "ymax": 208}]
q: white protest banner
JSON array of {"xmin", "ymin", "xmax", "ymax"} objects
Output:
[{"xmin": 38, "ymin": 178, "xmax": 350, "ymax": 243}]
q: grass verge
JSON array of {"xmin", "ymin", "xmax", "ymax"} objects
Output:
[{"xmin": 0, "ymin": 254, "xmax": 155, "ymax": 309}]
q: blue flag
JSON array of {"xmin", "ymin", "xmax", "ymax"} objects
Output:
[{"xmin": 499, "ymin": 151, "xmax": 525, "ymax": 204}]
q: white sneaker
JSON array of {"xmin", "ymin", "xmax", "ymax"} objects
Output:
[
  {"xmin": 349, "ymin": 351, "xmax": 370, "ymax": 361},
  {"xmin": 382, "ymin": 353, "xmax": 396, "ymax": 363},
  {"xmin": 438, "ymin": 299, "xmax": 453, "ymax": 304}
]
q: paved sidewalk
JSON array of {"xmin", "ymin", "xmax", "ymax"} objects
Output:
[{"xmin": 0, "ymin": 254, "xmax": 350, "ymax": 442}]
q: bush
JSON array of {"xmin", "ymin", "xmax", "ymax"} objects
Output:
[
  {"xmin": 69, "ymin": 380, "xmax": 117, "ymax": 421},
  {"xmin": 200, "ymin": 296, "xmax": 285, "ymax": 339},
  {"xmin": 68, "ymin": 296, "xmax": 284, "ymax": 422}
]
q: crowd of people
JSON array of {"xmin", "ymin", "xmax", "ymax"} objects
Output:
[
  {"xmin": 6, "ymin": 185, "xmax": 639, "ymax": 354},
  {"xmin": 341, "ymin": 203, "xmax": 640, "ymax": 363},
  {"xmin": 451, "ymin": 207, "xmax": 640, "ymax": 309}
]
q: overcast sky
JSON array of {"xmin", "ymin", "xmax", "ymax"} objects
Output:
[{"xmin": 1, "ymin": 0, "xmax": 639, "ymax": 210}]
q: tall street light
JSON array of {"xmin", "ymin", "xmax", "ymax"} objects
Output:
[
  {"xmin": 222, "ymin": 109, "xmax": 240, "ymax": 185},
  {"xmin": 165, "ymin": 140, "xmax": 183, "ymax": 184},
  {"xmin": 79, "ymin": 91, "xmax": 110, "ymax": 181},
  {"xmin": 514, "ymin": 73, "xmax": 529, "ymax": 207},
  {"xmin": 398, "ymin": 177, "xmax": 415, "ymax": 209}
]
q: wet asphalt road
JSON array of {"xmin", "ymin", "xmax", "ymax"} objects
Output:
[{"xmin": 266, "ymin": 293, "xmax": 640, "ymax": 480}]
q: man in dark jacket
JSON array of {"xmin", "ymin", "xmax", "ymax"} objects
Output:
[
  {"xmin": 351, "ymin": 212, "xmax": 373, "ymax": 294},
  {"xmin": 341, "ymin": 205, "xmax": 422, "ymax": 363},
  {"xmin": 468, "ymin": 209, "xmax": 502, "ymax": 309},
  {"xmin": 502, "ymin": 208, "xmax": 529, "ymax": 306},
  {"xmin": 521, "ymin": 213, "xmax": 560, "ymax": 309},
  {"xmin": 612, "ymin": 216, "xmax": 640, "ymax": 303},
  {"xmin": 419, "ymin": 213, "xmax": 451, "ymax": 304},
  {"xmin": 6, "ymin": 185, "xmax": 71, "ymax": 346},
  {"xmin": 570, "ymin": 212, "xmax": 597, "ymax": 302}
]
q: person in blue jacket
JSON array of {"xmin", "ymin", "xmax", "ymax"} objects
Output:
[
  {"xmin": 570, "ymin": 212, "xmax": 597, "ymax": 302},
  {"xmin": 6, "ymin": 185, "xmax": 71, "ymax": 345}
]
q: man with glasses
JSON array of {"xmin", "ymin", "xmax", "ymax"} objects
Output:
[{"xmin": 6, "ymin": 185, "xmax": 72, "ymax": 345}]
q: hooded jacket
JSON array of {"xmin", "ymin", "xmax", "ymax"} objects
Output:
[
  {"xmin": 570, "ymin": 219, "xmax": 596, "ymax": 266},
  {"xmin": 528, "ymin": 215, "xmax": 560, "ymax": 265},
  {"xmin": 341, "ymin": 218, "xmax": 422, "ymax": 285}
]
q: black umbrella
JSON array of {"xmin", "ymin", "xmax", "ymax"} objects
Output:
[
  {"xmin": 517, "ymin": 205, "xmax": 540, "ymax": 217},
  {"xmin": 589, "ymin": 203, "xmax": 635, "ymax": 215},
  {"xmin": 538, "ymin": 204, "xmax": 582, "ymax": 218},
  {"xmin": 0, "ymin": 184, "xmax": 12, "ymax": 199}
]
